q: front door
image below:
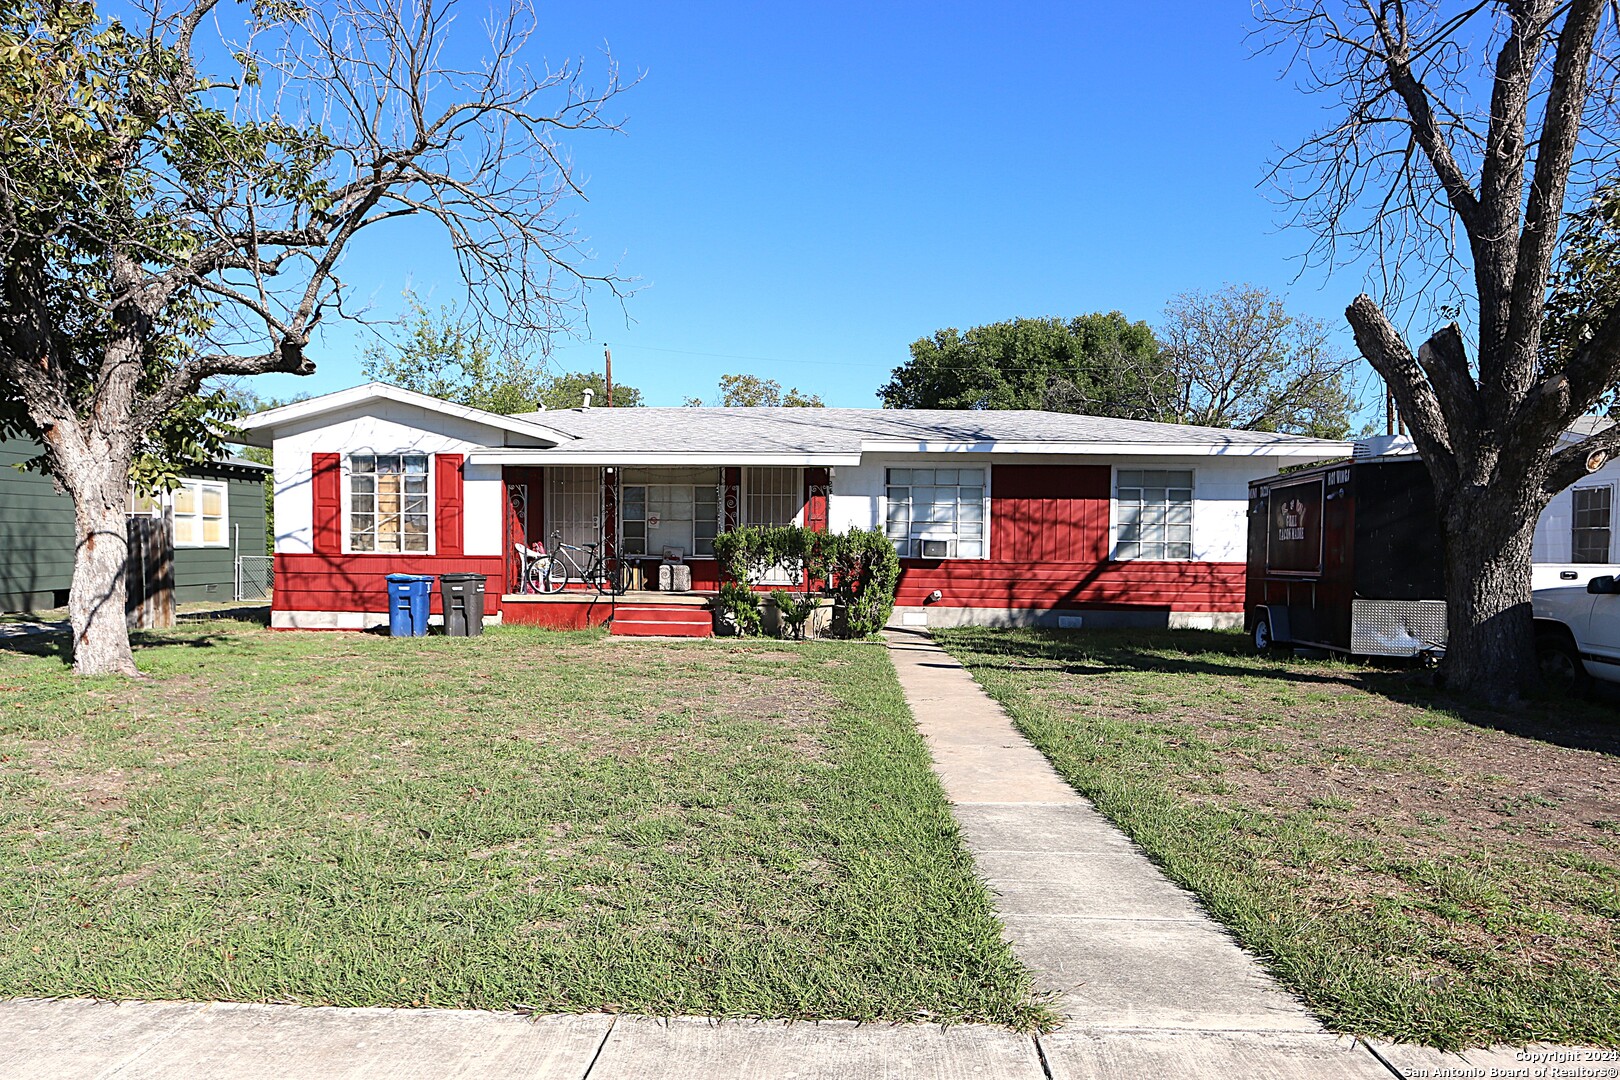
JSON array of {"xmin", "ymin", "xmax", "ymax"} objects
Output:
[{"xmin": 547, "ymin": 466, "xmax": 602, "ymax": 558}]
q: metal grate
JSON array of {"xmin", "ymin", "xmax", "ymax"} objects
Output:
[
  {"xmin": 1350, "ymin": 599, "xmax": 1447, "ymax": 657},
  {"xmin": 236, "ymin": 555, "xmax": 274, "ymax": 602}
]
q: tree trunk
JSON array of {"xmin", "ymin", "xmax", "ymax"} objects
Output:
[
  {"xmin": 1436, "ymin": 493, "xmax": 1539, "ymax": 703},
  {"xmin": 66, "ymin": 462, "xmax": 139, "ymax": 677}
]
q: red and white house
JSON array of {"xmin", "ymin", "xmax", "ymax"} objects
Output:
[{"xmin": 237, "ymin": 383, "xmax": 1348, "ymax": 633}]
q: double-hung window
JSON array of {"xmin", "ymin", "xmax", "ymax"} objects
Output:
[
  {"xmin": 126, "ymin": 479, "xmax": 228, "ymax": 547},
  {"xmin": 1115, "ymin": 469, "xmax": 1193, "ymax": 560},
  {"xmin": 884, "ymin": 468, "xmax": 987, "ymax": 558},
  {"xmin": 1572, "ymin": 486, "xmax": 1612, "ymax": 563},
  {"xmin": 349, "ymin": 454, "xmax": 430, "ymax": 553}
]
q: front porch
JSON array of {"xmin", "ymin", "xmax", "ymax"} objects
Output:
[{"xmin": 501, "ymin": 589, "xmax": 716, "ymax": 637}]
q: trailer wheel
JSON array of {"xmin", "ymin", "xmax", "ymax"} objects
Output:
[{"xmin": 1252, "ymin": 613, "xmax": 1280, "ymax": 654}]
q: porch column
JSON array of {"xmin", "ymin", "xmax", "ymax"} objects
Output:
[
  {"xmin": 602, "ymin": 466, "xmax": 619, "ymax": 562},
  {"xmin": 722, "ymin": 467, "xmax": 742, "ymax": 532}
]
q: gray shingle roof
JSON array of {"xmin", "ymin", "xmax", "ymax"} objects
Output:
[{"xmin": 511, "ymin": 408, "xmax": 1347, "ymax": 455}]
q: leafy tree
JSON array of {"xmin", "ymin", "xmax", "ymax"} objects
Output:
[
  {"xmin": 0, "ymin": 0, "xmax": 627, "ymax": 674},
  {"xmin": 361, "ymin": 298, "xmax": 545, "ymax": 414},
  {"xmin": 361, "ymin": 303, "xmax": 643, "ymax": 412},
  {"xmin": 696, "ymin": 374, "xmax": 823, "ymax": 407},
  {"xmin": 880, "ymin": 314, "xmax": 1173, "ymax": 416},
  {"xmin": 1259, "ymin": 0, "xmax": 1620, "ymax": 701},
  {"xmin": 1159, "ymin": 284, "xmax": 1358, "ymax": 439},
  {"xmin": 538, "ymin": 371, "xmax": 642, "ymax": 410}
]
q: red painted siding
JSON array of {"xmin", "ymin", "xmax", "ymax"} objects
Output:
[
  {"xmin": 272, "ymin": 553, "xmax": 506, "ymax": 616},
  {"xmin": 992, "ymin": 465, "xmax": 1110, "ymax": 563},
  {"xmin": 435, "ymin": 454, "xmax": 464, "ymax": 555},
  {"xmin": 311, "ymin": 453, "xmax": 341, "ymax": 555},
  {"xmin": 894, "ymin": 559, "xmax": 1246, "ymax": 610},
  {"xmin": 892, "ymin": 464, "xmax": 1244, "ymax": 612}
]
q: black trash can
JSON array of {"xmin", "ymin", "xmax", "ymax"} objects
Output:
[{"xmin": 438, "ymin": 573, "xmax": 487, "ymax": 637}]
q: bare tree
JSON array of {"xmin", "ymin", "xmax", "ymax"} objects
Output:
[
  {"xmin": 1160, "ymin": 284, "xmax": 1359, "ymax": 437},
  {"xmin": 1257, "ymin": 0, "xmax": 1620, "ymax": 702},
  {"xmin": 0, "ymin": 0, "xmax": 629, "ymax": 675}
]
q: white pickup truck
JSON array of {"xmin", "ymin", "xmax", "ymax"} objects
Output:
[{"xmin": 1532, "ymin": 576, "xmax": 1620, "ymax": 691}]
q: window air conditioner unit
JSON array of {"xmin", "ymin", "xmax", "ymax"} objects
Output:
[{"xmin": 918, "ymin": 539, "xmax": 951, "ymax": 559}]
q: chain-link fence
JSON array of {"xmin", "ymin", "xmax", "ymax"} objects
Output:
[{"xmin": 235, "ymin": 555, "xmax": 274, "ymax": 602}]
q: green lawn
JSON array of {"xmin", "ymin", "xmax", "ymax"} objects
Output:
[
  {"xmin": 0, "ymin": 620, "xmax": 1045, "ymax": 1026},
  {"xmin": 935, "ymin": 627, "xmax": 1620, "ymax": 1050}
]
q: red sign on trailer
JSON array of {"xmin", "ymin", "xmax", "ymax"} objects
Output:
[{"xmin": 1266, "ymin": 475, "xmax": 1325, "ymax": 576}]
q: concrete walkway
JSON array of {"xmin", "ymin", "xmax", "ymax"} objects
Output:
[{"xmin": 883, "ymin": 628, "xmax": 1394, "ymax": 1079}]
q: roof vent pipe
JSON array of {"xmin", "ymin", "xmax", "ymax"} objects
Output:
[{"xmin": 582, "ymin": 388, "xmax": 594, "ymax": 410}]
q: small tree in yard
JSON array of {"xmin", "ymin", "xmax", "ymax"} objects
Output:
[
  {"xmin": 1259, "ymin": 0, "xmax": 1620, "ymax": 702},
  {"xmin": 0, "ymin": 0, "xmax": 628, "ymax": 675}
]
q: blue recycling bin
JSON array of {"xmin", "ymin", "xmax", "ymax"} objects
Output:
[{"xmin": 386, "ymin": 574, "xmax": 434, "ymax": 637}]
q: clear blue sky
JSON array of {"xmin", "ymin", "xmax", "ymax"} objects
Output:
[{"xmin": 251, "ymin": 0, "xmax": 1382, "ymax": 412}]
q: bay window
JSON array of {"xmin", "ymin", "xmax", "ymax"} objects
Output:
[{"xmin": 884, "ymin": 468, "xmax": 987, "ymax": 558}]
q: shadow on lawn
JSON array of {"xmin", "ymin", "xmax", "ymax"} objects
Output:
[
  {"xmin": 0, "ymin": 625, "xmax": 242, "ymax": 665},
  {"xmin": 942, "ymin": 626, "xmax": 1620, "ymax": 759}
]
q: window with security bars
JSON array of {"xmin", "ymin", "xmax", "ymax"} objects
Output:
[
  {"xmin": 1115, "ymin": 469, "xmax": 1193, "ymax": 560},
  {"xmin": 884, "ymin": 468, "xmax": 987, "ymax": 558},
  {"xmin": 746, "ymin": 467, "xmax": 802, "ymax": 526},
  {"xmin": 349, "ymin": 454, "xmax": 430, "ymax": 553},
  {"xmin": 1572, "ymin": 486, "xmax": 1612, "ymax": 563}
]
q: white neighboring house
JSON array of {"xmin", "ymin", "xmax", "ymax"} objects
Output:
[{"xmin": 1356, "ymin": 422, "xmax": 1620, "ymax": 591}]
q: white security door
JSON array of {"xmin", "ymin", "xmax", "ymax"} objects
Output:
[{"xmin": 547, "ymin": 467, "xmax": 602, "ymax": 554}]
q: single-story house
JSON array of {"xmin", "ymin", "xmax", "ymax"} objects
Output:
[
  {"xmin": 235, "ymin": 382, "xmax": 1349, "ymax": 632},
  {"xmin": 0, "ymin": 434, "xmax": 270, "ymax": 612}
]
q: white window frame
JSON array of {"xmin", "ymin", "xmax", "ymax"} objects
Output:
[
  {"xmin": 343, "ymin": 452, "xmax": 434, "ymax": 555},
  {"xmin": 1111, "ymin": 466, "xmax": 1196, "ymax": 561},
  {"xmin": 1571, "ymin": 483, "xmax": 1614, "ymax": 564},
  {"xmin": 127, "ymin": 478, "xmax": 230, "ymax": 548},
  {"xmin": 617, "ymin": 468, "xmax": 722, "ymax": 559},
  {"xmin": 882, "ymin": 465, "xmax": 991, "ymax": 560}
]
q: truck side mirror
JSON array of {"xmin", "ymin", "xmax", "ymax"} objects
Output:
[{"xmin": 1588, "ymin": 575, "xmax": 1619, "ymax": 594}]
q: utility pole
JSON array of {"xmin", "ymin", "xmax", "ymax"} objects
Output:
[{"xmin": 603, "ymin": 343, "xmax": 614, "ymax": 408}]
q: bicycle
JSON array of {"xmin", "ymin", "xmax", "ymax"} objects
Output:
[{"xmin": 526, "ymin": 531, "xmax": 626, "ymax": 596}]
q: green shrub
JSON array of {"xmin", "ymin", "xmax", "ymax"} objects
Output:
[
  {"xmin": 768, "ymin": 588, "xmax": 821, "ymax": 640},
  {"xmin": 714, "ymin": 524, "xmax": 899, "ymax": 640},
  {"xmin": 826, "ymin": 527, "xmax": 901, "ymax": 637},
  {"xmin": 715, "ymin": 580, "xmax": 762, "ymax": 636}
]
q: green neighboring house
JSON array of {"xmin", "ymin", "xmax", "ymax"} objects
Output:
[{"xmin": 0, "ymin": 435, "xmax": 270, "ymax": 612}]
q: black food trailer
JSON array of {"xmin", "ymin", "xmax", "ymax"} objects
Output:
[{"xmin": 1245, "ymin": 454, "xmax": 1448, "ymax": 658}]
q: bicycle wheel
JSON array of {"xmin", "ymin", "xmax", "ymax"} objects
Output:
[
  {"xmin": 596, "ymin": 560, "xmax": 627, "ymax": 596},
  {"xmin": 536, "ymin": 557, "xmax": 566, "ymax": 594}
]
